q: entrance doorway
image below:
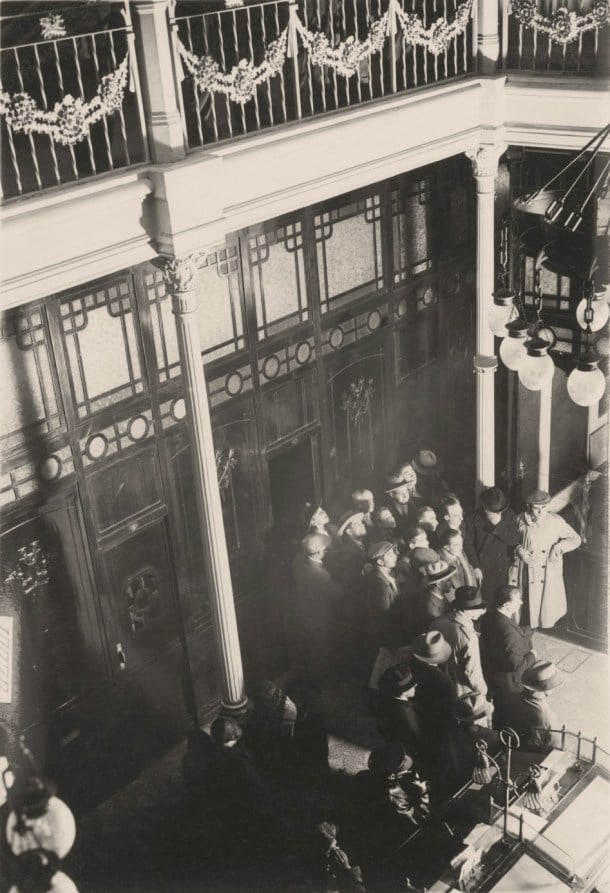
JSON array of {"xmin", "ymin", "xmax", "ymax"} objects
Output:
[{"xmin": 267, "ymin": 433, "xmax": 320, "ymax": 533}]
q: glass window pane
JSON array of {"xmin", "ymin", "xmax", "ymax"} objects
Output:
[
  {"xmin": 250, "ymin": 221, "xmax": 308, "ymax": 339},
  {"xmin": 392, "ymin": 179, "xmax": 433, "ymax": 284}
]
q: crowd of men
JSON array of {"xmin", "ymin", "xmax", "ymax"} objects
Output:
[{"xmin": 184, "ymin": 450, "xmax": 581, "ymax": 891}]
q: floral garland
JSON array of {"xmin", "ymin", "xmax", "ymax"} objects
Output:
[
  {"xmin": 511, "ymin": 0, "xmax": 610, "ymax": 44},
  {"xmin": 0, "ymin": 54, "xmax": 129, "ymax": 146},
  {"xmin": 177, "ymin": 28, "xmax": 288, "ymax": 104},
  {"xmin": 294, "ymin": 12, "xmax": 389, "ymax": 77},
  {"xmin": 394, "ymin": 0, "xmax": 475, "ymax": 56}
]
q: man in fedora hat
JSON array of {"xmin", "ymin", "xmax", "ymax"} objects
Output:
[
  {"xmin": 479, "ymin": 585, "xmax": 537, "ymax": 729},
  {"xmin": 383, "ymin": 470, "xmax": 419, "ymax": 537},
  {"xmin": 515, "ymin": 490, "xmax": 581, "ymax": 629},
  {"xmin": 376, "ymin": 663, "xmax": 424, "ymax": 761},
  {"xmin": 365, "ymin": 541, "xmax": 410, "ymax": 689},
  {"xmin": 430, "ymin": 586, "xmax": 490, "ymax": 700},
  {"xmin": 411, "ymin": 450, "xmax": 450, "ymax": 512},
  {"xmin": 413, "ymin": 559, "xmax": 456, "ymax": 636},
  {"xmin": 333, "ymin": 510, "xmax": 368, "ymax": 667},
  {"xmin": 465, "ymin": 487, "xmax": 520, "ymax": 603},
  {"xmin": 351, "ymin": 487, "xmax": 376, "ymax": 531},
  {"xmin": 410, "ymin": 631, "xmax": 458, "ymax": 786},
  {"xmin": 437, "ymin": 691, "xmax": 499, "ymax": 799},
  {"xmin": 504, "ymin": 660, "xmax": 563, "ymax": 749},
  {"xmin": 292, "ymin": 533, "xmax": 342, "ymax": 684}
]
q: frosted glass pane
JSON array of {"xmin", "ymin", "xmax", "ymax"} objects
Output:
[
  {"xmin": 252, "ymin": 234, "xmax": 307, "ymax": 335},
  {"xmin": 196, "ymin": 264, "xmax": 243, "ymax": 354},
  {"xmin": 318, "ymin": 212, "xmax": 383, "ymax": 305},
  {"xmin": 78, "ymin": 306, "xmax": 132, "ymax": 399},
  {"xmin": 0, "ymin": 337, "xmax": 47, "ymax": 432}
]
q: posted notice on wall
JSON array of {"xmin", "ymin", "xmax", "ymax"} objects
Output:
[{"xmin": 0, "ymin": 616, "xmax": 14, "ymax": 704}]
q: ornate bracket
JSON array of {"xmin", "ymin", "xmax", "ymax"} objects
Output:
[
  {"xmin": 473, "ymin": 354, "xmax": 499, "ymax": 374},
  {"xmin": 3, "ymin": 541, "xmax": 50, "ymax": 595},
  {"xmin": 341, "ymin": 377, "xmax": 375, "ymax": 426},
  {"xmin": 215, "ymin": 447, "xmax": 238, "ymax": 491}
]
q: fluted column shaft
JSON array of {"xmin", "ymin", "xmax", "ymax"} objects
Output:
[
  {"xmin": 467, "ymin": 145, "xmax": 504, "ymax": 497},
  {"xmin": 164, "ymin": 255, "xmax": 247, "ymax": 714}
]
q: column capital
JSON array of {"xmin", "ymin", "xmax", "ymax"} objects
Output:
[
  {"xmin": 466, "ymin": 143, "xmax": 506, "ymax": 180},
  {"xmin": 162, "ymin": 253, "xmax": 206, "ymax": 312}
]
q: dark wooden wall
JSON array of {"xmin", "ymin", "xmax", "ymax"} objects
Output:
[{"xmin": 0, "ymin": 153, "xmax": 477, "ymax": 808}]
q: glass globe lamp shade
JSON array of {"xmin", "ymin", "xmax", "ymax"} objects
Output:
[
  {"xmin": 567, "ymin": 349, "xmax": 607, "ymax": 407},
  {"xmin": 518, "ymin": 338, "xmax": 555, "ymax": 391},
  {"xmin": 499, "ymin": 318, "xmax": 529, "ymax": 371},
  {"xmin": 489, "ymin": 288, "xmax": 517, "ymax": 337},
  {"xmin": 6, "ymin": 795, "xmax": 76, "ymax": 858},
  {"xmin": 576, "ymin": 293, "xmax": 610, "ymax": 333}
]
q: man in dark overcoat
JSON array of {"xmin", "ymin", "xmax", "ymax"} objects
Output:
[
  {"xmin": 479, "ymin": 585, "xmax": 537, "ymax": 728},
  {"xmin": 465, "ymin": 487, "xmax": 520, "ymax": 603}
]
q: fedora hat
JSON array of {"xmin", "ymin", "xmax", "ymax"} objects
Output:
[
  {"xmin": 384, "ymin": 470, "xmax": 410, "ymax": 494},
  {"xmin": 378, "ymin": 663, "xmax": 415, "ymax": 696},
  {"xmin": 480, "ymin": 487, "xmax": 508, "ymax": 514},
  {"xmin": 526, "ymin": 490, "xmax": 551, "ymax": 507},
  {"xmin": 419, "ymin": 560, "xmax": 455, "ymax": 585},
  {"xmin": 337, "ymin": 510, "xmax": 364, "ymax": 537},
  {"xmin": 412, "ymin": 450, "xmax": 443, "ymax": 476},
  {"xmin": 454, "ymin": 586, "xmax": 486, "ymax": 611},
  {"xmin": 302, "ymin": 533, "xmax": 332, "ymax": 555},
  {"xmin": 411, "ymin": 630, "xmax": 452, "ymax": 665},
  {"xmin": 367, "ymin": 540, "xmax": 396, "ymax": 562},
  {"xmin": 409, "ymin": 547, "xmax": 440, "ymax": 569},
  {"xmin": 522, "ymin": 660, "xmax": 564, "ymax": 692},
  {"xmin": 453, "ymin": 691, "xmax": 493, "ymax": 723},
  {"xmin": 368, "ymin": 741, "xmax": 413, "ymax": 776}
]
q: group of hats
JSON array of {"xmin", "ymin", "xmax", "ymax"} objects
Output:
[
  {"xmin": 384, "ymin": 450, "xmax": 442, "ymax": 494},
  {"xmin": 337, "ymin": 510, "xmax": 365, "ymax": 537}
]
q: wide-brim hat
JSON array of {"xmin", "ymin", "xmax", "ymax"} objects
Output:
[
  {"xmin": 411, "ymin": 631, "xmax": 452, "ymax": 665},
  {"xmin": 419, "ymin": 560, "xmax": 455, "ymax": 585},
  {"xmin": 480, "ymin": 486, "xmax": 508, "ymax": 513},
  {"xmin": 522, "ymin": 660, "xmax": 564, "ymax": 692},
  {"xmin": 302, "ymin": 533, "xmax": 332, "ymax": 555},
  {"xmin": 368, "ymin": 741, "xmax": 413, "ymax": 775},
  {"xmin": 412, "ymin": 450, "xmax": 443, "ymax": 476},
  {"xmin": 453, "ymin": 691, "xmax": 493, "ymax": 723},
  {"xmin": 367, "ymin": 540, "xmax": 396, "ymax": 562},
  {"xmin": 454, "ymin": 586, "xmax": 486, "ymax": 611},
  {"xmin": 526, "ymin": 490, "xmax": 551, "ymax": 507},
  {"xmin": 384, "ymin": 471, "xmax": 410, "ymax": 495},
  {"xmin": 409, "ymin": 547, "xmax": 440, "ymax": 569},
  {"xmin": 337, "ymin": 510, "xmax": 364, "ymax": 537},
  {"xmin": 378, "ymin": 662, "xmax": 415, "ymax": 696}
]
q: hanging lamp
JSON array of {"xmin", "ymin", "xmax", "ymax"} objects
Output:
[
  {"xmin": 518, "ymin": 334, "xmax": 556, "ymax": 391},
  {"xmin": 499, "ymin": 317, "xmax": 529, "ymax": 370},
  {"xmin": 568, "ymin": 281, "xmax": 608, "ymax": 407}
]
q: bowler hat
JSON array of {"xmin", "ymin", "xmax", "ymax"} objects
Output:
[
  {"xmin": 527, "ymin": 490, "xmax": 551, "ymax": 506},
  {"xmin": 378, "ymin": 663, "xmax": 415, "ymax": 696},
  {"xmin": 454, "ymin": 586, "xmax": 486, "ymax": 611},
  {"xmin": 367, "ymin": 540, "xmax": 396, "ymax": 562},
  {"xmin": 522, "ymin": 660, "xmax": 563, "ymax": 692},
  {"xmin": 411, "ymin": 630, "xmax": 452, "ymax": 665},
  {"xmin": 453, "ymin": 691, "xmax": 493, "ymax": 723},
  {"xmin": 480, "ymin": 487, "xmax": 508, "ymax": 513},
  {"xmin": 337, "ymin": 511, "xmax": 364, "ymax": 537},
  {"xmin": 302, "ymin": 533, "xmax": 332, "ymax": 555},
  {"xmin": 412, "ymin": 450, "xmax": 443, "ymax": 476},
  {"xmin": 419, "ymin": 560, "xmax": 455, "ymax": 585},
  {"xmin": 409, "ymin": 547, "xmax": 440, "ymax": 569},
  {"xmin": 368, "ymin": 741, "xmax": 413, "ymax": 776}
]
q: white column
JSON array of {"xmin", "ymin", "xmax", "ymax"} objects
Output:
[
  {"xmin": 132, "ymin": 0, "xmax": 186, "ymax": 164},
  {"xmin": 476, "ymin": 0, "xmax": 500, "ymax": 74},
  {"xmin": 537, "ymin": 383, "xmax": 552, "ymax": 492},
  {"xmin": 164, "ymin": 255, "xmax": 248, "ymax": 715},
  {"xmin": 466, "ymin": 144, "xmax": 505, "ymax": 497}
]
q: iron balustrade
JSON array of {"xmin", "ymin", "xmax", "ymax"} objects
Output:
[
  {"xmin": 171, "ymin": 0, "xmax": 476, "ymax": 151},
  {"xmin": 0, "ymin": 6, "xmax": 149, "ymax": 199}
]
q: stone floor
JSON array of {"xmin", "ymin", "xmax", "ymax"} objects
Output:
[{"xmin": 63, "ymin": 632, "xmax": 608, "ymax": 893}]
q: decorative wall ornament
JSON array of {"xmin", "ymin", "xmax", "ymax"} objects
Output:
[
  {"xmin": 215, "ymin": 447, "xmax": 238, "ymax": 490},
  {"xmin": 126, "ymin": 569, "xmax": 161, "ymax": 634},
  {"xmin": 393, "ymin": 0, "xmax": 475, "ymax": 55},
  {"xmin": 162, "ymin": 253, "xmax": 205, "ymax": 297},
  {"xmin": 511, "ymin": 0, "xmax": 609, "ymax": 44},
  {"xmin": 466, "ymin": 143, "xmax": 506, "ymax": 179},
  {"xmin": 293, "ymin": 12, "xmax": 390, "ymax": 77},
  {"xmin": 3, "ymin": 541, "xmax": 50, "ymax": 596},
  {"xmin": 177, "ymin": 28, "xmax": 289, "ymax": 104},
  {"xmin": 0, "ymin": 55, "xmax": 130, "ymax": 145},
  {"xmin": 341, "ymin": 377, "xmax": 375, "ymax": 426},
  {"xmin": 40, "ymin": 13, "xmax": 67, "ymax": 40}
]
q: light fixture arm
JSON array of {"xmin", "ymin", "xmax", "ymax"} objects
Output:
[{"xmin": 527, "ymin": 123, "xmax": 610, "ymax": 202}]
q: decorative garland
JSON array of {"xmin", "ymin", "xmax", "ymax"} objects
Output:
[
  {"xmin": 511, "ymin": 0, "xmax": 610, "ymax": 45},
  {"xmin": 0, "ymin": 54, "xmax": 129, "ymax": 146},
  {"xmin": 394, "ymin": 0, "xmax": 475, "ymax": 56},
  {"xmin": 293, "ymin": 12, "xmax": 390, "ymax": 77},
  {"xmin": 178, "ymin": 28, "xmax": 289, "ymax": 104}
]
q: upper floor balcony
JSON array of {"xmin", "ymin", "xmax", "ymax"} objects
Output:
[{"xmin": 0, "ymin": 0, "xmax": 608, "ymax": 201}]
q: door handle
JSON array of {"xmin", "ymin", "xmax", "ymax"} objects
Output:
[{"xmin": 116, "ymin": 642, "xmax": 127, "ymax": 670}]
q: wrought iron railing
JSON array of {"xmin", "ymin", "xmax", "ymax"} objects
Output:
[
  {"xmin": 501, "ymin": 0, "xmax": 604, "ymax": 75},
  {"xmin": 171, "ymin": 0, "xmax": 476, "ymax": 151},
  {"xmin": 0, "ymin": 6, "xmax": 148, "ymax": 199}
]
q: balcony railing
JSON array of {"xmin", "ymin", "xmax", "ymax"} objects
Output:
[
  {"xmin": 171, "ymin": 0, "xmax": 476, "ymax": 151},
  {"xmin": 0, "ymin": 5, "xmax": 148, "ymax": 199},
  {"xmin": 501, "ymin": 0, "xmax": 604, "ymax": 75}
]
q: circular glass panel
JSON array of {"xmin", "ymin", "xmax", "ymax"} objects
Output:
[
  {"xmin": 86, "ymin": 434, "xmax": 108, "ymax": 461},
  {"xmin": 329, "ymin": 327, "xmax": 345, "ymax": 350},
  {"xmin": 171, "ymin": 397, "xmax": 187, "ymax": 421},
  {"xmin": 39, "ymin": 455, "xmax": 62, "ymax": 481},
  {"xmin": 295, "ymin": 341, "xmax": 312, "ymax": 365},
  {"xmin": 367, "ymin": 310, "xmax": 382, "ymax": 331},
  {"xmin": 422, "ymin": 286, "xmax": 434, "ymax": 306},
  {"xmin": 128, "ymin": 415, "xmax": 149, "ymax": 442},
  {"xmin": 445, "ymin": 272, "xmax": 461, "ymax": 295},
  {"xmin": 397, "ymin": 298, "xmax": 408, "ymax": 318},
  {"xmin": 225, "ymin": 371, "xmax": 244, "ymax": 397},
  {"xmin": 262, "ymin": 354, "xmax": 281, "ymax": 380}
]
